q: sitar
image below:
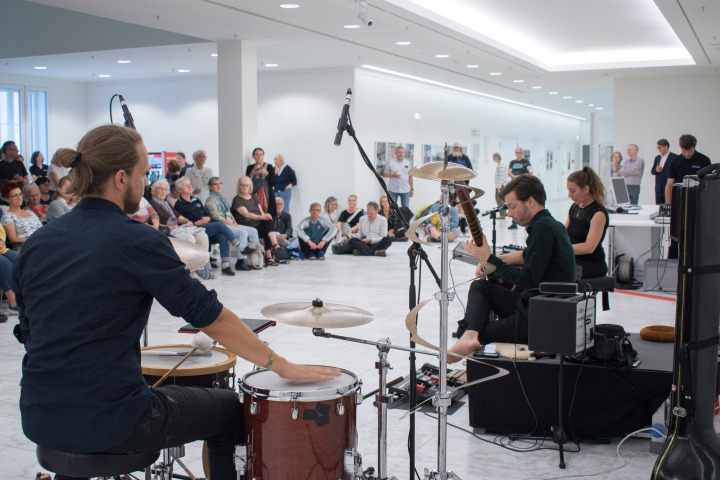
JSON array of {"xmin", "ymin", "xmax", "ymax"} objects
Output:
[{"xmin": 454, "ymin": 182, "xmax": 521, "ymax": 291}]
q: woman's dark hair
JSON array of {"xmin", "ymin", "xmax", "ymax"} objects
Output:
[
  {"xmin": 252, "ymin": 147, "xmax": 264, "ymax": 157},
  {"xmin": 500, "ymin": 174, "xmax": 546, "ymax": 206},
  {"xmin": 35, "ymin": 176, "xmax": 50, "ymax": 186},
  {"xmin": 31, "ymin": 151, "xmax": 43, "ymax": 165},
  {"xmin": 1, "ymin": 180, "xmax": 21, "ymax": 199},
  {"xmin": 567, "ymin": 166, "xmax": 606, "ymax": 208}
]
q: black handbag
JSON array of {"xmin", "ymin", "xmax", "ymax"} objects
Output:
[{"xmin": 587, "ymin": 324, "xmax": 638, "ymax": 369}]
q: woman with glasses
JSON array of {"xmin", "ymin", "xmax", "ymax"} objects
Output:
[{"xmin": 1, "ymin": 181, "xmax": 42, "ymax": 245}]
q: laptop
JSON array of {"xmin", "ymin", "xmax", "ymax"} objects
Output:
[{"xmin": 609, "ymin": 177, "xmax": 640, "ymax": 211}]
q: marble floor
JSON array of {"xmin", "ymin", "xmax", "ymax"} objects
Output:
[{"xmin": 0, "ymin": 211, "xmax": 686, "ymax": 480}]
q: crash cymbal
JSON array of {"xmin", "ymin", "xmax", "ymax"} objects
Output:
[
  {"xmin": 409, "ymin": 161, "xmax": 477, "ymax": 181},
  {"xmin": 170, "ymin": 237, "xmax": 210, "ymax": 271},
  {"xmin": 261, "ymin": 299, "xmax": 373, "ymax": 328}
]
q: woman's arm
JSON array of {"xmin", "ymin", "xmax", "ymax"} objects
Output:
[
  {"xmin": 49, "ymin": 170, "xmax": 60, "ymax": 186},
  {"xmin": 4, "ymin": 222, "xmax": 24, "ymax": 243},
  {"xmin": 572, "ymin": 212, "xmax": 606, "ymax": 255}
]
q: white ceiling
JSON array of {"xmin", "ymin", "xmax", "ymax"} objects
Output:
[{"xmin": 2, "ymin": 0, "xmax": 719, "ymax": 118}]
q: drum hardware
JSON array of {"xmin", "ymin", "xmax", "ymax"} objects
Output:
[
  {"xmin": 143, "ymin": 350, "xmax": 213, "ymax": 357},
  {"xmin": 261, "ymin": 299, "xmax": 373, "ymax": 328}
]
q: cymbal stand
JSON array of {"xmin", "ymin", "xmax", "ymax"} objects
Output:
[{"xmin": 313, "ymin": 329, "xmax": 439, "ymax": 480}]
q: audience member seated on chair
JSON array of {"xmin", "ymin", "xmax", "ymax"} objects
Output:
[
  {"xmin": 424, "ymin": 196, "xmax": 461, "ymax": 243},
  {"xmin": 449, "ymin": 175, "xmax": 576, "ymax": 363},
  {"xmin": 274, "ymin": 197, "xmax": 298, "ymax": 250},
  {"xmin": 174, "ymin": 177, "xmax": 237, "ymax": 276},
  {"xmin": 165, "ymin": 159, "xmax": 182, "ymax": 184},
  {"xmin": 167, "ymin": 180, "xmax": 180, "ymax": 207},
  {"xmin": 24, "ymin": 183, "xmax": 47, "ymax": 224},
  {"xmin": 565, "ymin": 167, "xmax": 609, "ymax": 279},
  {"xmin": 205, "ymin": 176, "xmax": 259, "ymax": 271},
  {"xmin": 0, "ymin": 224, "xmax": 20, "ymax": 314},
  {"xmin": 46, "ymin": 176, "xmax": 77, "ymax": 223},
  {"xmin": 127, "ymin": 197, "xmax": 159, "ymax": 228},
  {"xmin": 36, "ymin": 176, "xmax": 52, "ymax": 206},
  {"xmin": 1, "ymin": 181, "xmax": 42, "ymax": 246},
  {"xmin": 349, "ymin": 202, "xmax": 392, "ymax": 257},
  {"xmin": 149, "ymin": 179, "xmax": 209, "ymax": 252},
  {"xmin": 231, "ymin": 176, "xmax": 282, "ymax": 267},
  {"xmin": 296, "ymin": 202, "xmax": 338, "ymax": 260}
]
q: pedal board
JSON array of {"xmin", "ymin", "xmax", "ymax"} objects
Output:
[{"xmin": 386, "ymin": 363, "xmax": 466, "ymax": 410}]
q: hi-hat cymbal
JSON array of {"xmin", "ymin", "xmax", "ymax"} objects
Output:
[
  {"xmin": 170, "ymin": 237, "xmax": 210, "ymax": 271},
  {"xmin": 409, "ymin": 161, "xmax": 477, "ymax": 181},
  {"xmin": 261, "ymin": 299, "xmax": 373, "ymax": 328}
]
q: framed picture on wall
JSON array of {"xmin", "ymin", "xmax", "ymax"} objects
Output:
[
  {"xmin": 375, "ymin": 141, "xmax": 387, "ymax": 175},
  {"xmin": 422, "ymin": 144, "xmax": 446, "ymax": 164}
]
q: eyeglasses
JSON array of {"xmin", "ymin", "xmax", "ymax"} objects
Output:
[
  {"xmin": 310, "ymin": 208, "xmax": 321, "ymax": 211},
  {"xmin": 8, "ymin": 193, "xmax": 23, "ymax": 198},
  {"xmin": 211, "ymin": 182, "xmax": 223, "ymax": 186},
  {"xmin": 154, "ymin": 187, "xmax": 169, "ymax": 191}
]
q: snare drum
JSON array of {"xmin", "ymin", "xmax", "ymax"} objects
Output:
[
  {"xmin": 141, "ymin": 344, "xmax": 237, "ymax": 389},
  {"xmin": 239, "ymin": 367, "xmax": 362, "ymax": 480}
]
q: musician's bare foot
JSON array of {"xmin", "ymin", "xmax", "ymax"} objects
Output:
[{"xmin": 448, "ymin": 331, "xmax": 482, "ymax": 363}]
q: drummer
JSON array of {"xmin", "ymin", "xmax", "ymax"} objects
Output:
[{"xmin": 13, "ymin": 125, "xmax": 340, "ymax": 480}]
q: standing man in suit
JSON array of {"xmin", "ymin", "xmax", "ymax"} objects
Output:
[{"xmin": 650, "ymin": 139, "xmax": 678, "ymax": 205}]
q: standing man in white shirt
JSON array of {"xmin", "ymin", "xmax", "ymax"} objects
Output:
[{"xmin": 382, "ymin": 145, "xmax": 413, "ymax": 208}]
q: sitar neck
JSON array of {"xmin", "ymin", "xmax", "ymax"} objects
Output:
[{"xmin": 455, "ymin": 183, "xmax": 483, "ymax": 246}]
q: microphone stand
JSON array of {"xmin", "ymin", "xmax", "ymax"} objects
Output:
[
  {"xmin": 343, "ymin": 119, "xmax": 441, "ymax": 480},
  {"xmin": 481, "ymin": 205, "xmax": 505, "ymax": 256}
]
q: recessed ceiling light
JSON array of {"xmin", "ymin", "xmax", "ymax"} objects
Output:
[
  {"xmin": 210, "ymin": 53, "xmax": 218, "ymax": 57},
  {"xmin": 98, "ymin": 74, "xmax": 111, "ymax": 78},
  {"xmin": 178, "ymin": 69, "xmax": 190, "ymax": 73},
  {"xmin": 588, "ymin": 103, "xmax": 594, "ymax": 107},
  {"xmin": 562, "ymin": 96, "xmax": 572, "ymax": 99},
  {"xmin": 596, "ymin": 107, "xmax": 604, "ymax": 110},
  {"xmin": 396, "ymin": 41, "xmax": 411, "ymax": 46},
  {"xmin": 265, "ymin": 63, "xmax": 278, "ymax": 67},
  {"xmin": 512, "ymin": 79, "xmax": 524, "ymax": 83},
  {"xmin": 343, "ymin": 24, "xmax": 360, "ymax": 29},
  {"xmin": 466, "ymin": 64, "xmax": 479, "ymax": 68},
  {"xmin": 548, "ymin": 91, "xmax": 559, "ymax": 95},
  {"xmin": 575, "ymin": 100, "xmax": 584, "ymax": 103},
  {"xmin": 489, "ymin": 72, "xmax": 502, "ymax": 76},
  {"xmin": 435, "ymin": 54, "xmax": 450, "ymax": 58},
  {"xmin": 117, "ymin": 60, "xmax": 131, "ymax": 64},
  {"xmin": 34, "ymin": 66, "xmax": 47, "ymax": 70},
  {"xmin": 531, "ymin": 85, "xmax": 542, "ymax": 89},
  {"xmin": 280, "ymin": 3, "xmax": 299, "ymax": 8}
]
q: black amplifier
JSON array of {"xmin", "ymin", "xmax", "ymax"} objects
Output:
[{"xmin": 528, "ymin": 294, "xmax": 595, "ymax": 355}]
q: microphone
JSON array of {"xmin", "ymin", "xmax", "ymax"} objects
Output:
[
  {"xmin": 333, "ymin": 88, "xmax": 352, "ymax": 146},
  {"xmin": 118, "ymin": 94, "xmax": 136, "ymax": 130}
]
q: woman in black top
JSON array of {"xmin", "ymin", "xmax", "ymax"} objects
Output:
[
  {"xmin": 565, "ymin": 167, "xmax": 609, "ymax": 278},
  {"xmin": 29, "ymin": 151, "xmax": 48, "ymax": 181},
  {"xmin": 245, "ymin": 147, "xmax": 277, "ymax": 218}
]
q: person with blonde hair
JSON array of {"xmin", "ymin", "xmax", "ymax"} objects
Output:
[
  {"xmin": 13, "ymin": 124, "xmax": 339, "ymax": 480},
  {"xmin": 185, "ymin": 149, "xmax": 213, "ymax": 203}
]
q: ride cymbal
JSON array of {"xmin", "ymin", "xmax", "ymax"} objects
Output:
[
  {"xmin": 261, "ymin": 299, "xmax": 373, "ymax": 328},
  {"xmin": 409, "ymin": 161, "xmax": 477, "ymax": 181},
  {"xmin": 170, "ymin": 237, "xmax": 210, "ymax": 271}
]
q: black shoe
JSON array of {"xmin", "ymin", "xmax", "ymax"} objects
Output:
[
  {"xmin": 353, "ymin": 249, "xmax": 361, "ymax": 256},
  {"xmin": 242, "ymin": 246, "xmax": 255, "ymax": 255},
  {"xmin": 508, "ymin": 223, "xmax": 518, "ymax": 230},
  {"xmin": 374, "ymin": 249, "xmax": 386, "ymax": 257},
  {"xmin": 221, "ymin": 266, "xmax": 236, "ymax": 276},
  {"xmin": 235, "ymin": 261, "xmax": 251, "ymax": 271},
  {"xmin": 210, "ymin": 262, "xmax": 219, "ymax": 269}
]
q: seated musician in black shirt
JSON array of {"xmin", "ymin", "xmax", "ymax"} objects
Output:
[
  {"xmin": 565, "ymin": 167, "xmax": 609, "ymax": 278},
  {"xmin": 449, "ymin": 175, "xmax": 576, "ymax": 362}
]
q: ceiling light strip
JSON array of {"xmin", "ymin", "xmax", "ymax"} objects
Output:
[{"xmin": 361, "ymin": 65, "xmax": 584, "ymax": 120}]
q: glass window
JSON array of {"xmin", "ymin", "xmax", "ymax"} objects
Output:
[
  {"xmin": 27, "ymin": 90, "xmax": 48, "ymax": 163},
  {"xmin": 0, "ymin": 88, "xmax": 22, "ymax": 152}
]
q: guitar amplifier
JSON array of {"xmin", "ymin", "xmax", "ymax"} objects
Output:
[{"xmin": 528, "ymin": 294, "xmax": 595, "ymax": 355}]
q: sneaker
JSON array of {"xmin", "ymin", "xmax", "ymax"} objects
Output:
[
  {"xmin": 332, "ymin": 244, "xmax": 340, "ymax": 255},
  {"xmin": 221, "ymin": 266, "xmax": 236, "ymax": 276},
  {"xmin": 2, "ymin": 306, "xmax": 18, "ymax": 316},
  {"xmin": 316, "ymin": 251, "xmax": 325, "ymax": 260},
  {"xmin": 235, "ymin": 261, "xmax": 251, "ymax": 271},
  {"xmin": 298, "ymin": 251, "xmax": 306, "ymax": 260},
  {"xmin": 309, "ymin": 252, "xmax": 317, "ymax": 260},
  {"xmin": 210, "ymin": 262, "xmax": 219, "ymax": 269},
  {"xmin": 508, "ymin": 223, "xmax": 518, "ymax": 230},
  {"xmin": 374, "ymin": 249, "xmax": 386, "ymax": 257},
  {"xmin": 353, "ymin": 249, "xmax": 361, "ymax": 256}
]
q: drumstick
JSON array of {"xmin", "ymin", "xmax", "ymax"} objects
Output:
[{"xmin": 151, "ymin": 333, "xmax": 214, "ymax": 388}]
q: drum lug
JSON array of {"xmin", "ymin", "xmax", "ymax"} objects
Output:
[
  {"xmin": 238, "ymin": 391, "xmax": 244, "ymax": 403},
  {"xmin": 344, "ymin": 448, "xmax": 363, "ymax": 478},
  {"xmin": 336, "ymin": 399, "xmax": 345, "ymax": 416},
  {"xmin": 292, "ymin": 405, "xmax": 299, "ymax": 420},
  {"xmin": 355, "ymin": 390, "xmax": 363, "ymax": 405},
  {"xmin": 234, "ymin": 445, "xmax": 247, "ymax": 476},
  {"xmin": 250, "ymin": 400, "xmax": 258, "ymax": 415}
]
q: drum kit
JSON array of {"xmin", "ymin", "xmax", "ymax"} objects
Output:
[{"xmin": 141, "ymin": 160, "xmax": 496, "ymax": 479}]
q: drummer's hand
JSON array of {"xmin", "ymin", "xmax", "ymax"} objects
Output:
[
  {"xmin": 274, "ymin": 358, "xmax": 342, "ymax": 381},
  {"xmin": 463, "ymin": 234, "xmax": 491, "ymax": 261}
]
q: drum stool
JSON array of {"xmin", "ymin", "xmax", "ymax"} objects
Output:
[{"xmin": 36, "ymin": 445, "xmax": 159, "ymax": 479}]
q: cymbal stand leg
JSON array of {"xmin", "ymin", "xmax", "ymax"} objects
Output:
[{"xmin": 374, "ymin": 339, "xmax": 391, "ymax": 480}]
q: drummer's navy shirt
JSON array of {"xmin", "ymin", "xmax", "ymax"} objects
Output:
[{"xmin": 14, "ymin": 197, "xmax": 224, "ymax": 453}]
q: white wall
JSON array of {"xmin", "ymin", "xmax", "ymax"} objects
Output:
[
  {"xmin": 85, "ymin": 76, "xmax": 220, "ymax": 173},
  {"xmin": 0, "ymin": 72, "xmax": 87, "ymax": 158},
  {"xmin": 614, "ymin": 74, "xmax": 720, "ymax": 204}
]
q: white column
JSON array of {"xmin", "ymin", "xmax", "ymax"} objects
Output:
[
  {"xmin": 217, "ymin": 40, "xmax": 257, "ymax": 201},
  {"xmin": 589, "ymin": 112, "xmax": 600, "ymax": 172}
]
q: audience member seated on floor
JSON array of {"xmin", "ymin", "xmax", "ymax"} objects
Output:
[
  {"xmin": 448, "ymin": 175, "xmax": 576, "ymax": 363},
  {"xmin": 424, "ymin": 196, "xmax": 461, "ymax": 243},
  {"xmin": 349, "ymin": 201, "xmax": 392, "ymax": 257},
  {"xmin": 36, "ymin": 176, "xmax": 52, "ymax": 206},
  {"xmin": 24, "ymin": 183, "xmax": 47, "ymax": 224},
  {"xmin": 296, "ymin": 202, "xmax": 338, "ymax": 260},
  {"xmin": 127, "ymin": 197, "xmax": 160, "ymax": 228},
  {"xmin": 322, "ymin": 196, "xmax": 340, "ymax": 226},
  {"xmin": 332, "ymin": 194, "xmax": 365, "ymax": 254},
  {"xmin": 46, "ymin": 176, "xmax": 77, "ymax": 223},
  {"xmin": 186, "ymin": 149, "xmax": 213, "ymax": 204},
  {"xmin": 232, "ymin": 176, "xmax": 283, "ymax": 267},
  {"xmin": 165, "ymin": 159, "xmax": 182, "ymax": 184},
  {"xmin": 149, "ymin": 179, "xmax": 210, "ymax": 251},
  {"xmin": 0, "ymin": 223, "xmax": 20, "ymax": 313},
  {"xmin": 29, "ymin": 151, "xmax": 48, "ymax": 181},
  {"xmin": 1, "ymin": 181, "xmax": 43, "ymax": 246},
  {"xmin": 566, "ymin": 166, "xmax": 609, "ymax": 279},
  {"xmin": 205, "ymin": 176, "xmax": 260, "ymax": 271},
  {"xmin": 273, "ymin": 154, "xmax": 297, "ymax": 213},
  {"xmin": 379, "ymin": 195, "xmax": 410, "ymax": 241},
  {"xmin": 273, "ymin": 197, "xmax": 298, "ymax": 250},
  {"xmin": 174, "ymin": 176, "xmax": 238, "ymax": 276}
]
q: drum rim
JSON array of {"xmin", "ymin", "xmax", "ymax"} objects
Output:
[
  {"xmin": 141, "ymin": 344, "xmax": 237, "ymax": 377},
  {"xmin": 239, "ymin": 367, "xmax": 360, "ymax": 401}
]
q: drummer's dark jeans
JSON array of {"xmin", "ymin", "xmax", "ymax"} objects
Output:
[
  {"xmin": 455, "ymin": 280, "xmax": 528, "ymax": 345},
  {"xmin": 105, "ymin": 386, "xmax": 244, "ymax": 480}
]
